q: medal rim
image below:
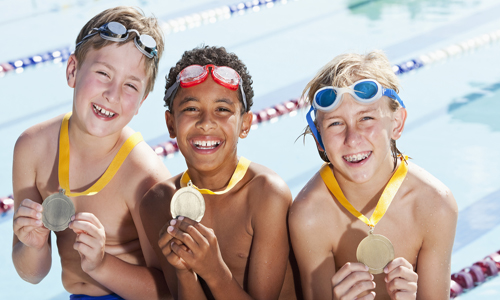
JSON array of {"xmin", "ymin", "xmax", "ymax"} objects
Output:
[
  {"xmin": 170, "ymin": 186, "xmax": 205, "ymax": 222},
  {"xmin": 42, "ymin": 192, "xmax": 75, "ymax": 232},
  {"xmin": 356, "ymin": 233, "xmax": 395, "ymax": 274}
]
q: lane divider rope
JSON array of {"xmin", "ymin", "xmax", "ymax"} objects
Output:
[{"xmin": 0, "ymin": 0, "xmax": 295, "ymax": 77}]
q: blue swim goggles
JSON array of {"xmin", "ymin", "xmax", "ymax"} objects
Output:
[
  {"xmin": 75, "ymin": 22, "xmax": 158, "ymax": 59},
  {"xmin": 306, "ymin": 79, "xmax": 405, "ymax": 150}
]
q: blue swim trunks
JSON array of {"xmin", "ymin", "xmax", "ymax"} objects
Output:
[{"xmin": 70, "ymin": 294, "xmax": 124, "ymax": 300}]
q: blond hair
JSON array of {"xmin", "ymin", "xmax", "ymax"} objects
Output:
[
  {"xmin": 74, "ymin": 6, "xmax": 164, "ymax": 95},
  {"xmin": 302, "ymin": 50, "xmax": 404, "ymax": 165}
]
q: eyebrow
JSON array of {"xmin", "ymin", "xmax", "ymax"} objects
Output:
[
  {"xmin": 178, "ymin": 97, "xmax": 236, "ymax": 106},
  {"xmin": 95, "ymin": 61, "xmax": 143, "ymax": 83},
  {"xmin": 323, "ymin": 107, "xmax": 378, "ymax": 120}
]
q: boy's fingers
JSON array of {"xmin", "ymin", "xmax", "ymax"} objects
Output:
[
  {"xmin": 14, "ymin": 216, "xmax": 43, "ymax": 230},
  {"xmin": 166, "ymin": 225, "xmax": 198, "ymax": 250},
  {"xmin": 385, "ymin": 265, "xmax": 418, "ymax": 284},
  {"xmin": 69, "ymin": 220, "xmax": 99, "ymax": 237},
  {"xmin": 20, "ymin": 199, "xmax": 43, "ymax": 212},
  {"xmin": 332, "ymin": 270, "xmax": 374, "ymax": 299},
  {"xmin": 16, "ymin": 206, "xmax": 42, "ymax": 219},
  {"xmin": 384, "ymin": 257, "xmax": 412, "ymax": 274},
  {"xmin": 332, "ymin": 262, "xmax": 370, "ymax": 286},
  {"xmin": 72, "ymin": 213, "xmax": 102, "ymax": 228}
]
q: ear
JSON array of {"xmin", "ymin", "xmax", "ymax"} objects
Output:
[
  {"xmin": 239, "ymin": 111, "xmax": 253, "ymax": 139},
  {"xmin": 135, "ymin": 93, "xmax": 149, "ymax": 115},
  {"xmin": 165, "ymin": 110, "xmax": 177, "ymax": 139},
  {"xmin": 391, "ymin": 107, "xmax": 407, "ymax": 141},
  {"xmin": 66, "ymin": 54, "xmax": 78, "ymax": 88}
]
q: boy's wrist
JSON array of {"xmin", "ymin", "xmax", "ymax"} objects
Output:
[
  {"xmin": 202, "ymin": 263, "xmax": 232, "ymax": 291},
  {"xmin": 85, "ymin": 252, "xmax": 109, "ymax": 278}
]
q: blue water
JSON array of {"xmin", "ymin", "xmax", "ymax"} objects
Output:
[{"xmin": 1, "ymin": 0, "xmax": 500, "ymax": 298}]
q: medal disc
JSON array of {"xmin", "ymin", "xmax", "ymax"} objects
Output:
[
  {"xmin": 42, "ymin": 189, "xmax": 75, "ymax": 232},
  {"xmin": 170, "ymin": 183, "xmax": 205, "ymax": 222},
  {"xmin": 356, "ymin": 232, "xmax": 395, "ymax": 274}
]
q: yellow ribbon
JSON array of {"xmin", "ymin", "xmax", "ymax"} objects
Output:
[
  {"xmin": 320, "ymin": 156, "xmax": 408, "ymax": 229},
  {"xmin": 180, "ymin": 157, "xmax": 251, "ymax": 195},
  {"xmin": 58, "ymin": 112, "xmax": 144, "ymax": 197}
]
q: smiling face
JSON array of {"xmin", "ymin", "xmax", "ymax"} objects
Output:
[
  {"xmin": 166, "ymin": 75, "xmax": 252, "ymax": 172},
  {"xmin": 66, "ymin": 42, "xmax": 148, "ymax": 137},
  {"xmin": 317, "ymin": 94, "xmax": 406, "ymax": 184}
]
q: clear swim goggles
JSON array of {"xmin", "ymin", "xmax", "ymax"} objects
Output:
[
  {"xmin": 306, "ymin": 79, "xmax": 405, "ymax": 150},
  {"xmin": 164, "ymin": 64, "xmax": 247, "ymax": 112},
  {"xmin": 75, "ymin": 22, "xmax": 158, "ymax": 59}
]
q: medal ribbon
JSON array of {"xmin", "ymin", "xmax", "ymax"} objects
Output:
[
  {"xmin": 320, "ymin": 156, "xmax": 408, "ymax": 229},
  {"xmin": 59, "ymin": 112, "xmax": 144, "ymax": 197},
  {"xmin": 180, "ymin": 157, "xmax": 251, "ymax": 195}
]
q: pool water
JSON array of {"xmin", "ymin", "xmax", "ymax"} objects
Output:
[{"xmin": 1, "ymin": 0, "xmax": 500, "ymax": 298}]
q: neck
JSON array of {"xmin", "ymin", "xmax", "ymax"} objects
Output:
[
  {"xmin": 68, "ymin": 116, "xmax": 123, "ymax": 159},
  {"xmin": 334, "ymin": 153, "xmax": 398, "ymax": 206},
  {"xmin": 185, "ymin": 155, "xmax": 240, "ymax": 192}
]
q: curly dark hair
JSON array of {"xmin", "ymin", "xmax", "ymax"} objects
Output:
[{"xmin": 164, "ymin": 45, "xmax": 254, "ymax": 114}]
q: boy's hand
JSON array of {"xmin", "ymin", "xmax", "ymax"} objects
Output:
[
  {"xmin": 331, "ymin": 262, "xmax": 376, "ymax": 300},
  {"xmin": 384, "ymin": 257, "xmax": 418, "ymax": 300},
  {"xmin": 13, "ymin": 198, "xmax": 51, "ymax": 250},
  {"xmin": 167, "ymin": 216, "xmax": 229, "ymax": 283},
  {"xmin": 68, "ymin": 212, "xmax": 106, "ymax": 274},
  {"xmin": 158, "ymin": 220, "xmax": 191, "ymax": 271}
]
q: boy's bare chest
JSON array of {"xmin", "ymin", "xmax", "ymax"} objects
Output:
[{"xmin": 200, "ymin": 197, "xmax": 253, "ymax": 276}]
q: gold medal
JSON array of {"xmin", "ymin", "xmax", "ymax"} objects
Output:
[
  {"xmin": 42, "ymin": 189, "xmax": 75, "ymax": 232},
  {"xmin": 356, "ymin": 230, "xmax": 395, "ymax": 274},
  {"xmin": 320, "ymin": 156, "xmax": 409, "ymax": 273},
  {"xmin": 170, "ymin": 181, "xmax": 205, "ymax": 222}
]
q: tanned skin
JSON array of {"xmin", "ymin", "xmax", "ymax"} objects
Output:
[
  {"xmin": 12, "ymin": 43, "xmax": 171, "ymax": 299},
  {"xmin": 289, "ymin": 95, "xmax": 458, "ymax": 300},
  {"xmin": 141, "ymin": 76, "xmax": 299, "ymax": 300}
]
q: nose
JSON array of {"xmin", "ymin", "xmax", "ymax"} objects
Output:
[
  {"xmin": 197, "ymin": 112, "xmax": 217, "ymax": 131},
  {"xmin": 103, "ymin": 80, "xmax": 121, "ymax": 104},
  {"xmin": 344, "ymin": 125, "xmax": 362, "ymax": 147}
]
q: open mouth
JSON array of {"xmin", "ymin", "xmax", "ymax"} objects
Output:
[
  {"xmin": 192, "ymin": 139, "xmax": 222, "ymax": 150},
  {"xmin": 93, "ymin": 103, "xmax": 116, "ymax": 118},
  {"xmin": 343, "ymin": 151, "xmax": 372, "ymax": 163}
]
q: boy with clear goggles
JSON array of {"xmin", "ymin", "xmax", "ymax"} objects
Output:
[
  {"xmin": 290, "ymin": 50, "xmax": 457, "ymax": 300},
  {"xmin": 12, "ymin": 6, "xmax": 171, "ymax": 300}
]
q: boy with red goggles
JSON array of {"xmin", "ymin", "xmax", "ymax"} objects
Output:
[
  {"xmin": 289, "ymin": 51, "xmax": 457, "ymax": 300},
  {"xmin": 141, "ymin": 45, "xmax": 300, "ymax": 299}
]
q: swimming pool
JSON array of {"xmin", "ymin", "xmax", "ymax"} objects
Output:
[{"xmin": 1, "ymin": 0, "xmax": 500, "ymax": 298}]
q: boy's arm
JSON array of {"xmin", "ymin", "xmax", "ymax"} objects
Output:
[
  {"xmin": 12, "ymin": 131, "xmax": 52, "ymax": 284},
  {"xmin": 289, "ymin": 194, "xmax": 336, "ymax": 299},
  {"xmin": 412, "ymin": 188, "xmax": 457, "ymax": 300},
  {"xmin": 70, "ymin": 149, "xmax": 172, "ymax": 300},
  {"xmin": 168, "ymin": 175, "xmax": 292, "ymax": 300},
  {"xmin": 289, "ymin": 182, "xmax": 375, "ymax": 300}
]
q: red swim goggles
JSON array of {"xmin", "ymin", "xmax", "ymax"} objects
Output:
[{"xmin": 164, "ymin": 64, "xmax": 247, "ymax": 111}]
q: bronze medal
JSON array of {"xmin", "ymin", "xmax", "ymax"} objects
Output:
[
  {"xmin": 42, "ymin": 189, "xmax": 75, "ymax": 232},
  {"xmin": 356, "ymin": 231, "xmax": 395, "ymax": 274},
  {"xmin": 170, "ymin": 181, "xmax": 205, "ymax": 222}
]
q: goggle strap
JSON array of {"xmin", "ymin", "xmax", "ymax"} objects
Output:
[
  {"xmin": 306, "ymin": 106, "xmax": 325, "ymax": 150},
  {"xmin": 239, "ymin": 81, "xmax": 247, "ymax": 112},
  {"xmin": 382, "ymin": 89, "xmax": 406, "ymax": 108},
  {"xmin": 164, "ymin": 81, "xmax": 180, "ymax": 107},
  {"xmin": 75, "ymin": 31, "xmax": 99, "ymax": 48}
]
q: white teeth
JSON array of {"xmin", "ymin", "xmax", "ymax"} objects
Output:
[
  {"xmin": 93, "ymin": 104, "xmax": 115, "ymax": 118},
  {"xmin": 344, "ymin": 152, "xmax": 370, "ymax": 162},
  {"xmin": 194, "ymin": 140, "xmax": 220, "ymax": 148}
]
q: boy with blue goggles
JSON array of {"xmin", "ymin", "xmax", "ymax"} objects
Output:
[{"xmin": 306, "ymin": 79, "xmax": 406, "ymax": 151}]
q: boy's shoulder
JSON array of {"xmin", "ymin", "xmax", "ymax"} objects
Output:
[
  {"xmin": 245, "ymin": 160, "xmax": 292, "ymax": 206},
  {"xmin": 16, "ymin": 114, "xmax": 63, "ymax": 147},
  {"xmin": 405, "ymin": 161, "xmax": 457, "ymax": 219}
]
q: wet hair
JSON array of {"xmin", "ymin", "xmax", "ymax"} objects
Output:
[
  {"xmin": 74, "ymin": 6, "xmax": 164, "ymax": 95},
  {"xmin": 301, "ymin": 50, "xmax": 404, "ymax": 167},
  {"xmin": 164, "ymin": 45, "xmax": 254, "ymax": 114}
]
